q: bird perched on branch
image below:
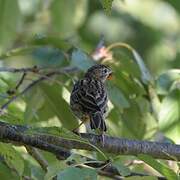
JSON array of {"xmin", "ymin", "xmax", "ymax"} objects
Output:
[{"xmin": 70, "ymin": 64, "xmax": 112, "ymax": 144}]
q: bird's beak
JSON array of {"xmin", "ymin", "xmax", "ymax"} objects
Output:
[{"xmin": 107, "ymin": 72, "xmax": 113, "ymax": 80}]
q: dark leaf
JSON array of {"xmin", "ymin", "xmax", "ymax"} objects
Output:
[
  {"xmin": 156, "ymin": 69, "xmax": 180, "ymax": 95},
  {"xmin": 71, "ymin": 48, "xmax": 94, "ymax": 71},
  {"xmin": 132, "ymin": 50, "xmax": 152, "ymax": 84}
]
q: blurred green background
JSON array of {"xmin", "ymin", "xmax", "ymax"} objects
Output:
[
  {"xmin": 0, "ymin": 0, "xmax": 179, "ymax": 74},
  {"xmin": 0, "ymin": 0, "xmax": 179, "ymax": 179}
]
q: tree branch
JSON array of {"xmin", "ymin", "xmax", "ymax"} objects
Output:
[
  {"xmin": 0, "ymin": 121, "xmax": 71, "ymax": 160},
  {"xmin": 0, "ymin": 121, "xmax": 170, "ymax": 179},
  {"xmin": 0, "ymin": 121, "xmax": 179, "ymax": 161},
  {"xmin": 37, "ymin": 133, "xmax": 180, "ymax": 161}
]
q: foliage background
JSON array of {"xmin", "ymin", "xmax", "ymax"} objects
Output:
[{"xmin": 0, "ymin": 0, "xmax": 179, "ymax": 179}]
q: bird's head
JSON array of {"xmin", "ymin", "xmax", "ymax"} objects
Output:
[{"xmin": 85, "ymin": 64, "xmax": 113, "ymax": 82}]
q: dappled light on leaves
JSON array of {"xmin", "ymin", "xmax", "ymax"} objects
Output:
[{"xmin": 0, "ymin": 0, "xmax": 179, "ymax": 179}]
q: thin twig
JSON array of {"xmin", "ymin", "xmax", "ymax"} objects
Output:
[
  {"xmin": 0, "ymin": 66, "xmax": 48, "ymax": 73},
  {"xmin": 15, "ymin": 72, "xmax": 27, "ymax": 90},
  {"xmin": 0, "ymin": 66, "xmax": 78, "ymax": 113}
]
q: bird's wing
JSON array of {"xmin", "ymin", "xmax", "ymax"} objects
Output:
[{"xmin": 72, "ymin": 78, "xmax": 107, "ymax": 114}]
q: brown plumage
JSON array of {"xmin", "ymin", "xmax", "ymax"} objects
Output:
[{"xmin": 70, "ymin": 64, "xmax": 112, "ymax": 139}]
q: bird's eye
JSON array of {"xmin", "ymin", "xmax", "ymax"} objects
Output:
[{"xmin": 104, "ymin": 69, "xmax": 108, "ymax": 73}]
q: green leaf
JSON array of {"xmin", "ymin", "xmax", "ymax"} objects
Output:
[
  {"xmin": 138, "ymin": 154, "xmax": 178, "ymax": 180},
  {"xmin": 24, "ymin": 87, "xmax": 45, "ymax": 123},
  {"xmin": 158, "ymin": 89, "xmax": 180, "ymax": 143},
  {"xmin": 66, "ymin": 153, "xmax": 86, "ymax": 164},
  {"xmin": 132, "ymin": 50, "xmax": 152, "ymax": 84},
  {"xmin": 24, "ymin": 86, "xmax": 56, "ymax": 123},
  {"xmin": 121, "ymin": 100, "xmax": 146, "ymax": 139},
  {"xmin": 30, "ymin": 165, "xmax": 45, "ymax": 180},
  {"xmin": 114, "ymin": 67, "xmax": 146, "ymax": 97},
  {"xmin": 40, "ymin": 83, "xmax": 78, "ymax": 129},
  {"xmin": 0, "ymin": 46, "xmax": 37, "ymax": 59},
  {"xmin": 113, "ymin": 51, "xmax": 141, "ymax": 79},
  {"xmin": 100, "ymin": 0, "xmax": 114, "ymax": 15},
  {"xmin": 1, "ymin": 103, "xmax": 24, "ymax": 124},
  {"xmin": 71, "ymin": 48, "xmax": 94, "ymax": 71},
  {"xmin": 119, "ymin": 96, "xmax": 157, "ymax": 140},
  {"xmin": 57, "ymin": 167, "xmax": 97, "ymax": 180},
  {"xmin": 32, "ymin": 47, "xmax": 65, "ymax": 67},
  {"xmin": 45, "ymin": 161, "xmax": 67, "ymax": 180},
  {"xmin": 28, "ymin": 126, "xmax": 86, "ymax": 142},
  {"xmin": 156, "ymin": 69, "xmax": 180, "ymax": 95},
  {"xmin": 50, "ymin": 0, "xmax": 87, "ymax": 37},
  {"xmin": 0, "ymin": 162, "xmax": 19, "ymax": 180},
  {"xmin": 30, "ymin": 35, "xmax": 72, "ymax": 50},
  {"xmin": 0, "ymin": 75, "xmax": 9, "ymax": 92},
  {"xmin": 159, "ymin": 89, "xmax": 180, "ymax": 132},
  {"xmin": 113, "ymin": 160, "xmax": 131, "ymax": 177},
  {"xmin": 0, "ymin": 0, "xmax": 21, "ymax": 52},
  {"xmin": 0, "ymin": 143, "xmax": 24, "ymax": 176},
  {"xmin": 108, "ymin": 83, "xmax": 130, "ymax": 108}
]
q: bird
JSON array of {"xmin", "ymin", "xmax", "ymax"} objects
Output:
[{"xmin": 70, "ymin": 64, "xmax": 112, "ymax": 144}]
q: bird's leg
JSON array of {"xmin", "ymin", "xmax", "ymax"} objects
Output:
[
  {"xmin": 72, "ymin": 115, "xmax": 90, "ymax": 134},
  {"xmin": 72, "ymin": 121, "xmax": 84, "ymax": 134},
  {"xmin": 100, "ymin": 131, "xmax": 105, "ymax": 147}
]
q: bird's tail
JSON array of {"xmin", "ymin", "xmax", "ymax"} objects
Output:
[{"xmin": 90, "ymin": 112, "xmax": 106, "ymax": 131}]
